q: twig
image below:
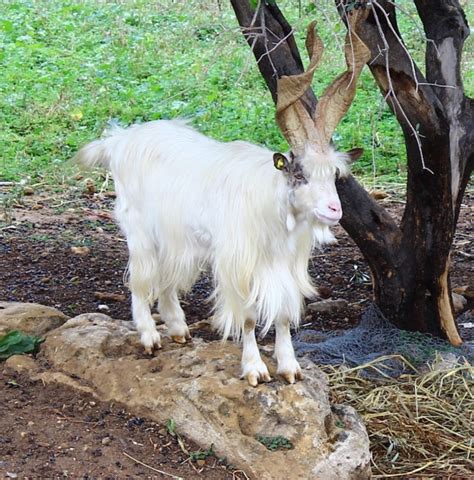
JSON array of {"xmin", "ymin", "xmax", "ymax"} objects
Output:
[
  {"xmin": 370, "ymin": 2, "xmax": 433, "ymax": 174},
  {"xmin": 256, "ymin": 27, "xmax": 295, "ymax": 66},
  {"xmin": 123, "ymin": 451, "xmax": 184, "ymax": 479},
  {"xmin": 372, "ymin": 1, "xmax": 418, "ymax": 91},
  {"xmin": 232, "ymin": 470, "xmax": 251, "ymax": 480}
]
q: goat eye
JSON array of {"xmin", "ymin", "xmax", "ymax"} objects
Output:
[{"xmin": 294, "ymin": 173, "xmax": 305, "ymax": 182}]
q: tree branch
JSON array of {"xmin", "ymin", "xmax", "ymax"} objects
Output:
[
  {"xmin": 414, "ymin": 0, "xmax": 473, "ymax": 206},
  {"xmin": 339, "ymin": 1, "xmax": 444, "ymax": 139},
  {"xmin": 230, "ymin": 0, "xmax": 401, "ymax": 265}
]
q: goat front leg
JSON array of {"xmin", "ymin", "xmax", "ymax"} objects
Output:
[
  {"xmin": 132, "ymin": 293, "xmax": 161, "ymax": 354},
  {"xmin": 241, "ymin": 317, "xmax": 271, "ymax": 387},
  {"xmin": 275, "ymin": 316, "xmax": 303, "ymax": 384}
]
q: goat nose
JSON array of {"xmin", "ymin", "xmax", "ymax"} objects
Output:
[{"xmin": 328, "ymin": 202, "xmax": 341, "ymax": 213}]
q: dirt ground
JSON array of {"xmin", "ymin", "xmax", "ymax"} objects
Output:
[{"xmin": 0, "ymin": 184, "xmax": 472, "ymax": 479}]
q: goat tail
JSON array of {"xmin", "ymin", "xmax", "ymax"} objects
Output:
[{"xmin": 74, "ymin": 139, "xmax": 112, "ymax": 169}]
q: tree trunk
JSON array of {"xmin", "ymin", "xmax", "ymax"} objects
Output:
[{"xmin": 230, "ymin": 0, "xmax": 473, "ymax": 345}]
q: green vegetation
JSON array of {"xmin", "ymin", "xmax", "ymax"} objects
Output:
[
  {"xmin": 188, "ymin": 444, "xmax": 215, "ymax": 462},
  {"xmin": 0, "ymin": 330, "xmax": 44, "ymax": 360},
  {"xmin": 256, "ymin": 434, "xmax": 294, "ymax": 451},
  {"xmin": 1, "ymin": 1, "xmax": 472, "ymax": 186}
]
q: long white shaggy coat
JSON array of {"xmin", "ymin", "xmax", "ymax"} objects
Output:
[{"xmin": 77, "ymin": 119, "xmax": 349, "ymax": 385}]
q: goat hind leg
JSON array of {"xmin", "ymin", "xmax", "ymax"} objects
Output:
[
  {"xmin": 128, "ymin": 247, "xmax": 161, "ymax": 353},
  {"xmin": 158, "ymin": 289, "xmax": 190, "ymax": 344}
]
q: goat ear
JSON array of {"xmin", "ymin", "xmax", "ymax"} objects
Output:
[
  {"xmin": 273, "ymin": 153, "xmax": 289, "ymax": 172},
  {"xmin": 346, "ymin": 148, "xmax": 364, "ymax": 164}
]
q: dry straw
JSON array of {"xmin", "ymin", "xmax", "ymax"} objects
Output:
[{"xmin": 322, "ymin": 354, "xmax": 474, "ymax": 478}]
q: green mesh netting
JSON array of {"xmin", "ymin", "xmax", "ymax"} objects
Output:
[{"xmin": 294, "ymin": 304, "xmax": 474, "ymax": 377}]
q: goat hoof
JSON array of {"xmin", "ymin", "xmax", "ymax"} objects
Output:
[
  {"xmin": 280, "ymin": 369, "xmax": 303, "ymax": 384},
  {"xmin": 171, "ymin": 335, "xmax": 187, "ymax": 344},
  {"xmin": 141, "ymin": 330, "xmax": 162, "ymax": 354},
  {"xmin": 244, "ymin": 369, "xmax": 272, "ymax": 387},
  {"xmin": 144, "ymin": 344, "xmax": 161, "ymax": 355},
  {"xmin": 281, "ymin": 372, "xmax": 295, "ymax": 384}
]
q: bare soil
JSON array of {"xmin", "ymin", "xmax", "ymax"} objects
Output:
[
  {"xmin": 0, "ymin": 369, "xmax": 246, "ymax": 479},
  {"xmin": 0, "ymin": 185, "xmax": 472, "ymax": 479}
]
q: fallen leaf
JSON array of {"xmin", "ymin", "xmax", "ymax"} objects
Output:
[
  {"xmin": 70, "ymin": 246, "xmax": 90, "ymax": 255},
  {"xmin": 84, "ymin": 178, "xmax": 96, "ymax": 195},
  {"xmin": 70, "ymin": 110, "xmax": 83, "ymax": 121},
  {"xmin": 369, "ymin": 189, "xmax": 389, "ymax": 200}
]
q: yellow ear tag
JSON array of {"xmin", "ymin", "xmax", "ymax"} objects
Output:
[{"xmin": 275, "ymin": 157, "xmax": 286, "ymax": 170}]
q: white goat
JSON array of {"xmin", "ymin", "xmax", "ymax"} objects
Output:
[{"xmin": 76, "ymin": 16, "xmax": 369, "ymax": 386}]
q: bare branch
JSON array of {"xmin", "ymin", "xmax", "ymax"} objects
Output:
[{"xmin": 369, "ymin": 2, "xmax": 433, "ymax": 173}]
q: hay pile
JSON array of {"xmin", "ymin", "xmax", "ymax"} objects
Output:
[{"xmin": 323, "ymin": 355, "xmax": 474, "ymax": 478}]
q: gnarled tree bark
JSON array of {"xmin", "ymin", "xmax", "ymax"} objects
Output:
[{"xmin": 230, "ymin": 0, "xmax": 472, "ymax": 344}]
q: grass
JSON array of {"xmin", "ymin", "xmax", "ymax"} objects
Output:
[{"xmin": 0, "ymin": 1, "xmax": 473, "ymax": 187}]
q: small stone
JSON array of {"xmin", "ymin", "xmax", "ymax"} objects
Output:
[
  {"xmin": 452, "ymin": 292, "xmax": 467, "ymax": 313},
  {"xmin": 23, "ymin": 186, "xmax": 34, "ymax": 196},
  {"xmin": 6, "ymin": 472, "xmax": 18, "ymax": 479},
  {"xmin": 196, "ymin": 459, "xmax": 206, "ymax": 467},
  {"xmin": 307, "ymin": 299, "xmax": 349, "ymax": 313},
  {"xmin": 97, "ymin": 304, "xmax": 110, "ymax": 311},
  {"xmin": 94, "ymin": 292, "xmax": 125, "ymax": 302},
  {"xmin": 0, "ymin": 302, "xmax": 68, "ymax": 336},
  {"xmin": 101, "ymin": 436, "xmax": 111, "ymax": 445},
  {"xmin": 4, "ymin": 355, "xmax": 39, "ymax": 376}
]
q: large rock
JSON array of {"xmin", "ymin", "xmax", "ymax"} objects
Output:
[
  {"xmin": 0, "ymin": 301, "xmax": 69, "ymax": 336},
  {"xmin": 30, "ymin": 313, "xmax": 370, "ymax": 479}
]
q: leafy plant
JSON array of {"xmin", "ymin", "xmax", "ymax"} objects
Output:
[
  {"xmin": 256, "ymin": 434, "xmax": 293, "ymax": 451},
  {"xmin": 0, "ymin": 330, "xmax": 44, "ymax": 360},
  {"xmin": 166, "ymin": 418, "xmax": 177, "ymax": 436},
  {"xmin": 189, "ymin": 444, "xmax": 215, "ymax": 461}
]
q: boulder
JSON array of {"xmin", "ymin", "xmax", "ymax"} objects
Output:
[
  {"xmin": 28, "ymin": 313, "xmax": 370, "ymax": 479},
  {"xmin": 0, "ymin": 302, "xmax": 69, "ymax": 337}
]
